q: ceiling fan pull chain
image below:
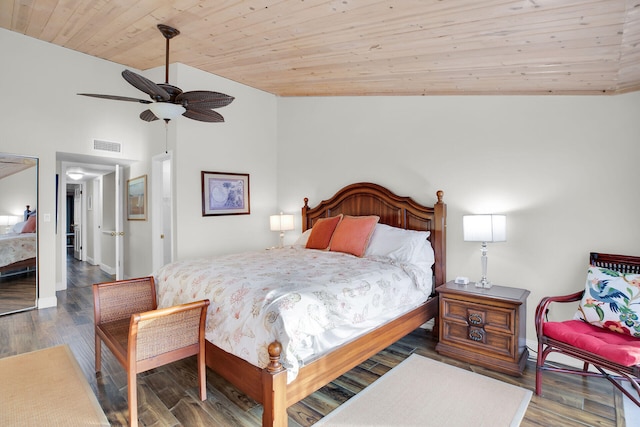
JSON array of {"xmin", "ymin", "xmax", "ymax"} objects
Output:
[{"xmin": 164, "ymin": 120, "xmax": 169, "ymax": 154}]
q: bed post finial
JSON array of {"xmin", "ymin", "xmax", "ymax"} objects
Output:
[
  {"xmin": 303, "ymin": 197, "xmax": 309, "ymax": 208},
  {"xmin": 267, "ymin": 341, "xmax": 284, "ymax": 373},
  {"xmin": 436, "ymin": 190, "xmax": 444, "ymax": 204}
]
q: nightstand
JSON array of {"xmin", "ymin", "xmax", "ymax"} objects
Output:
[{"xmin": 435, "ymin": 281, "xmax": 530, "ymax": 376}]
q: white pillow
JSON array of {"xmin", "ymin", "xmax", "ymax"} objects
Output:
[
  {"xmin": 293, "ymin": 229, "xmax": 312, "ymax": 246},
  {"xmin": 365, "ymin": 223, "xmax": 433, "ymax": 267},
  {"xmin": 12, "ymin": 221, "xmax": 27, "ymax": 233}
]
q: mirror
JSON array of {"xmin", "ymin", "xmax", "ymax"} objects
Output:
[{"xmin": 0, "ymin": 154, "xmax": 37, "ymax": 315}]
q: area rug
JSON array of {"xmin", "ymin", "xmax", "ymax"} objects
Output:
[
  {"xmin": 316, "ymin": 354, "xmax": 532, "ymax": 427},
  {"xmin": 0, "ymin": 345, "xmax": 109, "ymax": 426}
]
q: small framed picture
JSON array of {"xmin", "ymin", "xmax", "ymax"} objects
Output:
[
  {"xmin": 201, "ymin": 171, "xmax": 250, "ymax": 216},
  {"xmin": 127, "ymin": 175, "xmax": 147, "ymax": 220}
]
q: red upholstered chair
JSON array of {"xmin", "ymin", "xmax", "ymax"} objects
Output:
[
  {"xmin": 93, "ymin": 276, "xmax": 210, "ymax": 427},
  {"xmin": 535, "ymin": 252, "xmax": 640, "ymax": 406}
]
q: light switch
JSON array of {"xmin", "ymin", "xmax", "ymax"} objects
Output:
[{"xmin": 44, "ymin": 213, "xmax": 51, "ymax": 222}]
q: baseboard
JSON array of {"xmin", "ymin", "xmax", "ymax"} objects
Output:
[
  {"xmin": 100, "ymin": 264, "xmax": 115, "ymax": 275},
  {"xmin": 37, "ymin": 296, "xmax": 57, "ymax": 309}
]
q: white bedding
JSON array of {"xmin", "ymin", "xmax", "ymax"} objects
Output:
[
  {"xmin": 154, "ymin": 247, "xmax": 434, "ymax": 382},
  {"xmin": 0, "ymin": 233, "xmax": 36, "ymax": 269}
]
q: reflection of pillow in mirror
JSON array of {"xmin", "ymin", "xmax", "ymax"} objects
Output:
[
  {"xmin": 22, "ymin": 215, "xmax": 36, "ymax": 233},
  {"xmin": 12, "ymin": 221, "xmax": 27, "ymax": 233},
  {"xmin": 365, "ymin": 223, "xmax": 432, "ymax": 266}
]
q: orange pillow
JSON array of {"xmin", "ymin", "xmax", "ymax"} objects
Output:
[
  {"xmin": 330, "ymin": 215, "xmax": 380, "ymax": 257},
  {"xmin": 22, "ymin": 215, "xmax": 36, "ymax": 233},
  {"xmin": 306, "ymin": 215, "xmax": 343, "ymax": 250}
]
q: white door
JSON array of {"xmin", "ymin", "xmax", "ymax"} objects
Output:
[
  {"xmin": 152, "ymin": 153, "xmax": 173, "ymax": 272},
  {"xmin": 73, "ymin": 186, "xmax": 82, "ymax": 260},
  {"xmin": 115, "ymin": 165, "xmax": 124, "ymax": 279}
]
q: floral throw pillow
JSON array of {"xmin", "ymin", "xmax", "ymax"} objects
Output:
[{"xmin": 574, "ymin": 265, "xmax": 640, "ymax": 337}]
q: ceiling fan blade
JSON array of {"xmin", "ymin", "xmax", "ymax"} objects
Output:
[
  {"xmin": 176, "ymin": 91, "xmax": 234, "ymax": 109},
  {"xmin": 183, "ymin": 108, "xmax": 225, "ymax": 123},
  {"xmin": 122, "ymin": 70, "xmax": 170, "ymax": 101},
  {"xmin": 140, "ymin": 109, "xmax": 159, "ymax": 122},
  {"xmin": 77, "ymin": 93, "xmax": 152, "ymax": 104}
]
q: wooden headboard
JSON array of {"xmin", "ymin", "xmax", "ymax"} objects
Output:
[{"xmin": 301, "ymin": 182, "xmax": 446, "ymax": 287}]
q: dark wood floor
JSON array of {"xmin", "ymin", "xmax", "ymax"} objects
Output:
[{"xmin": 0, "ymin": 255, "xmax": 630, "ymax": 426}]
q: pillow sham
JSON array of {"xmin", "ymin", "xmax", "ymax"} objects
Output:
[
  {"xmin": 574, "ymin": 265, "xmax": 640, "ymax": 338},
  {"xmin": 365, "ymin": 223, "xmax": 432, "ymax": 266},
  {"xmin": 22, "ymin": 215, "xmax": 36, "ymax": 233},
  {"xmin": 330, "ymin": 215, "xmax": 379, "ymax": 257},
  {"xmin": 306, "ymin": 215, "xmax": 343, "ymax": 250},
  {"xmin": 293, "ymin": 229, "xmax": 312, "ymax": 246},
  {"xmin": 12, "ymin": 221, "xmax": 27, "ymax": 234}
]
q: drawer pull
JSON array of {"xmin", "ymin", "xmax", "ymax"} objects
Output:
[
  {"xmin": 468, "ymin": 313, "xmax": 483, "ymax": 325},
  {"xmin": 469, "ymin": 328, "xmax": 484, "ymax": 342}
]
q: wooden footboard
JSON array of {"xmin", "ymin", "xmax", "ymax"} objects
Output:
[{"xmin": 205, "ymin": 297, "xmax": 438, "ymax": 426}]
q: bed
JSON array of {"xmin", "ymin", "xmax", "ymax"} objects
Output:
[
  {"xmin": 155, "ymin": 182, "xmax": 446, "ymax": 426},
  {"xmin": 0, "ymin": 232, "xmax": 37, "ymax": 276}
]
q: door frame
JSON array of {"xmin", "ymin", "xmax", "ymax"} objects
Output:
[{"xmin": 58, "ymin": 156, "xmax": 127, "ymax": 290}]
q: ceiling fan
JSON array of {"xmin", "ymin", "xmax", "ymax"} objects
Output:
[{"xmin": 78, "ymin": 24, "xmax": 234, "ymax": 123}]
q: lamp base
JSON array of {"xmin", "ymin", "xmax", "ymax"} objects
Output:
[{"xmin": 476, "ymin": 278, "xmax": 492, "ymax": 289}]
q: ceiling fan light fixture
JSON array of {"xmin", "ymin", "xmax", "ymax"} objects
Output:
[{"xmin": 148, "ymin": 102, "xmax": 185, "ymax": 120}]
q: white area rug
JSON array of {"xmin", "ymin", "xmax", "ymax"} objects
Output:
[{"xmin": 316, "ymin": 354, "xmax": 532, "ymax": 427}]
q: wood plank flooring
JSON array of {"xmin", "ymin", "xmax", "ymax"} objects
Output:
[{"xmin": 0, "ymin": 255, "xmax": 631, "ymax": 426}]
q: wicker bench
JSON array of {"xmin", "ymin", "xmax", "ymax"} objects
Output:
[{"xmin": 93, "ymin": 276, "xmax": 209, "ymax": 427}]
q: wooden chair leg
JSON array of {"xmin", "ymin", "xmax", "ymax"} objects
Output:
[
  {"xmin": 128, "ymin": 370, "xmax": 138, "ymax": 427},
  {"xmin": 95, "ymin": 334, "xmax": 102, "ymax": 373},
  {"xmin": 197, "ymin": 350, "xmax": 207, "ymax": 401}
]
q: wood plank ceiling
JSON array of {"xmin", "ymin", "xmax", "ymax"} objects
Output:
[{"xmin": 1, "ymin": 0, "xmax": 639, "ymax": 96}]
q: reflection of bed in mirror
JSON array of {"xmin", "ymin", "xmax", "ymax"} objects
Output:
[
  {"xmin": 0, "ymin": 153, "xmax": 38, "ymax": 315},
  {"xmin": 0, "ymin": 230, "xmax": 37, "ymax": 276}
]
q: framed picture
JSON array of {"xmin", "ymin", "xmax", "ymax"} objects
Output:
[
  {"xmin": 201, "ymin": 171, "xmax": 250, "ymax": 216},
  {"xmin": 127, "ymin": 175, "xmax": 147, "ymax": 220}
]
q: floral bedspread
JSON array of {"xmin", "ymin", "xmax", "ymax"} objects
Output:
[
  {"xmin": 154, "ymin": 247, "xmax": 432, "ymax": 382},
  {"xmin": 0, "ymin": 233, "xmax": 36, "ymax": 268}
]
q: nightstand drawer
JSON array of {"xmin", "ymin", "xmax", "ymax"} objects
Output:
[
  {"xmin": 441, "ymin": 318, "xmax": 516, "ymax": 360},
  {"xmin": 441, "ymin": 298, "xmax": 515, "ymax": 335}
]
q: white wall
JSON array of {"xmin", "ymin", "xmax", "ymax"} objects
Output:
[
  {"xmin": 276, "ymin": 94, "xmax": 640, "ymax": 341},
  {"xmin": 166, "ymin": 65, "xmax": 279, "ymax": 259}
]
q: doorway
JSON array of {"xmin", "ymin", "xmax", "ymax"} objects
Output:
[{"xmin": 57, "ymin": 153, "xmax": 133, "ymax": 290}]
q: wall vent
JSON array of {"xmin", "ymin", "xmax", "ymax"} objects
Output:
[{"xmin": 93, "ymin": 139, "xmax": 121, "ymax": 153}]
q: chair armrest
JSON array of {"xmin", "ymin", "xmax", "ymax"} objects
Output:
[
  {"xmin": 129, "ymin": 299, "xmax": 210, "ymax": 365},
  {"xmin": 535, "ymin": 290, "xmax": 584, "ymax": 340}
]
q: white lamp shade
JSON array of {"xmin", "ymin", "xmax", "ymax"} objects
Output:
[
  {"xmin": 270, "ymin": 213, "xmax": 295, "ymax": 232},
  {"xmin": 463, "ymin": 214, "xmax": 506, "ymax": 242},
  {"xmin": 149, "ymin": 102, "xmax": 186, "ymax": 120}
]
